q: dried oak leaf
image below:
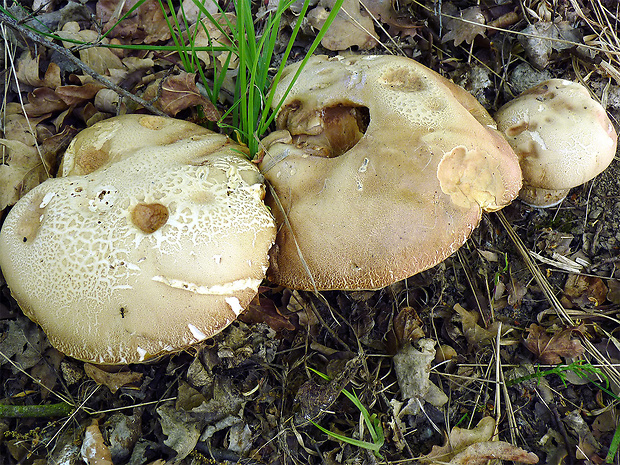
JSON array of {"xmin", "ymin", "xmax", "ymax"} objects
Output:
[
  {"xmin": 523, "ymin": 323, "xmax": 585, "ymax": 364},
  {"xmin": 23, "ymin": 87, "xmax": 69, "ymax": 117},
  {"xmin": 0, "ymin": 139, "xmax": 49, "ymax": 209},
  {"xmin": 238, "ymin": 294, "xmax": 296, "ymax": 332},
  {"xmin": 55, "ymin": 83, "xmax": 106, "ymax": 106},
  {"xmin": 442, "ymin": 6, "xmax": 487, "ymax": 46},
  {"xmin": 363, "ymin": 0, "xmax": 419, "ymax": 37},
  {"xmin": 189, "ymin": 13, "xmax": 237, "ymax": 67},
  {"xmin": 563, "ymin": 273, "xmax": 608, "ymax": 308},
  {"xmin": 307, "ymin": 0, "xmax": 378, "ymax": 51},
  {"xmin": 96, "ymin": 0, "xmax": 171, "ymax": 44},
  {"xmin": 16, "ymin": 51, "xmax": 61, "ymax": 89},
  {"xmin": 453, "ymin": 304, "xmax": 495, "ymax": 347},
  {"xmin": 57, "ymin": 22, "xmax": 124, "ymax": 76},
  {"xmin": 81, "ymin": 419, "xmax": 113, "ymax": 465},
  {"xmin": 143, "ymin": 72, "xmax": 220, "ymax": 119},
  {"xmin": 84, "ymin": 363, "xmax": 143, "ymax": 394},
  {"xmin": 421, "ymin": 416, "xmax": 539, "ymax": 464},
  {"xmin": 0, "ymin": 114, "xmax": 75, "ymax": 208},
  {"xmin": 519, "ymin": 21, "xmax": 582, "ymax": 69}
]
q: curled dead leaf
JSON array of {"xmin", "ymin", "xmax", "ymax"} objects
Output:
[
  {"xmin": 16, "ymin": 51, "xmax": 62, "ymax": 89},
  {"xmin": 84, "ymin": 363, "xmax": 143, "ymax": 394},
  {"xmin": 442, "ymin": 6, "xmax": 487, "ymax": 46},
  {"xmin": 57, "ymin": 22, "xmax": 124, "ymax": 75},
  {"xmin": 97, "ymin": 0, "xmax": 171, "ymax": 44},
  {"xmin": 81, "ymin": 419, "xmax": 113, "ymax": 465},
  {"xmin": 523, "ymin": 323, "xmax": 585, "ymax": 364},
  {"xmin": 143, "ymin": 72, "xmax": 220, "ymax": 118},
  {"xmin": 307, "ymin": 0, "xmax": 379, "ymax": 51},
  {"xmin": 563, "ymin": 273, "xmax": 608, "ymax": 308},
  {"xmin": 421, "ymin": 416, "xmax": 538, "ymax": 464}
]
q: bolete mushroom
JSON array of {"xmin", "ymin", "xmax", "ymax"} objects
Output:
[
  {"xmin": 0, "ymin": 115, "xmax": 276, "ymax": 364},
  {"xmin": 259, "ymin": 55, "xmax": 522, "ymax": 290},
  {"xmin": 494, "ymin": 79, "xmax": 618, "ymax": 207}
]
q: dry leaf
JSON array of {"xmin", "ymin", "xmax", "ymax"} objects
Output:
[
  {"xmin": 393, "ymin": 339, "xmax": 448, "ymax": 410},
  {"xmin": 55, "ymin": 83, "xmax": 106, "ymax": 105},
  {"xmin": 421, "ymin": 416, "xmax": 539, "ymax": 464},
  {"xmin": 392, "ymin": 306, "xmax": 425, "ymax": 346},
  {"xmin": 81, "ymin": 419, "xmax": 113, "ymax": 465},
  {"xmin": 143, "ymin": 72, "xmax": 220, "ymax": 118},
  {"xmin": 519, "ymin": 21, "xmax": 582, "ymax": 69},
  {"xmin": 523, "ymin": 323, "xmax": 585, "ymax": 364},
  {"xmin": 0, "ymin": 139, "xmax": 49, "ymax": 209},
  {"xmin": 156, "ymin": 403, "xmax": 204, "ymax": 460},
  {"xmin": 442, "ymin": 6, "xmax": 487, "ymax": 46},
  {"xmin": 16, "ymin": 52, "xmax": 62, "ymax": 89},
  {"xmin": 23, "ymin": 87, "xmax": 69, "ymax": 117},
  {"xmin": 239, "ymin": 295, "xmax": 296, "ymax": 332},
  {"xmin": 97, "ymin": 0, "xmax": 171, "ymax": 44},
  {"xmin": 57, "ymin": 22, "xmax": 124, "ymax": 76},
  {"xmin": 189, "ymin": 13, "xmax": 237, "ymax": 67},
  {"xmin": 452, "ymin": 304, "xmax": 495, "ymax": 346},
  {"xmin": 308, "ymin": 0, "xmax": 378, "ymax": 51},
  {"xmin": 178, "ymin": 0, "xmax": 219, "ymax": 25},
  {"xmin": 84, "ymin": 363, "xmax": 143, "ymax": 394},
  {"xmin": 563, "ymin": 273, "xmax": 608, "ymax": 308},
  {"xmin": 364, "ymin": 0, "xmax": 419, "ymax": 37}
]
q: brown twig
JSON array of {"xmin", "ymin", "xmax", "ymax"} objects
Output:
[{"xmin": 0, "ymin": 10, "xmax": 167, "ymax": 117}]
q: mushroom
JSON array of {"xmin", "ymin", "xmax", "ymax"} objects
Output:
[
  {"xmin": 494, "ymin": 79, "xmax": 618, "ymax": 207},
  {"xmin": 0, "ymin": 115, "xmax": 276, "ymax": 364},
  {"xmin": 259, "ymin": 55, "xmax": 522, "ymax": 290}
]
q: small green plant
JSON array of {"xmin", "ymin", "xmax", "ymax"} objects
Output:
[
  {"xmin": 308, "ymin": 367, "xmax": 385, "ymax": 458},
  {"xmin": 507, "ymin": 360, "xmax": 610, "ymax": 391},
  {"xmin": 508, "ymin": 360, "xmax": 620, "ymax": 463},
  {"xmin": 170, "ymin": 0, "xmax": 345, "ymax": 156}
]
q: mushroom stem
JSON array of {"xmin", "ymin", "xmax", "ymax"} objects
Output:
[{"xmin": 518, "ymin": 186, "xmax": 570, "ymax": 208}]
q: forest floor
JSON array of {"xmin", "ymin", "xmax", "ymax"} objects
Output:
[{"xmin": 1, "ymin": 0, "xmax": 620, "ymax": 464}]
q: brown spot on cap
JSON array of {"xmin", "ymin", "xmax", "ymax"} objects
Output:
[{"xmin": 131, "ymin": 203, "xmax": 169, "ymax": 233}]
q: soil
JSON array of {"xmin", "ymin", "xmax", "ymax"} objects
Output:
[{"xmin": 1, "ymin": 0, "xmax": 620, "ymax": 464}]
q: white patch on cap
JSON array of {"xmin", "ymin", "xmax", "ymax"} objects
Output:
[
  {"xmin": 136, "ymin": 347, "xmax": 147, "ymax": 361},
  {"xmin": 188, "ymin": 324, "xmax": 207, "ymax": 341},
  {"xmin": 152, "ymin": 276, "xmax": 261, "ymax": 294},
  {"xmin": 527, "ymin": 130, "xmax": 548, "ymax": 151},
  {"xmin": 225, "ymin": 296, "xmax": 243, "ymax": 316},
  {"xmin": 39, "ymin": 192, "xmax": 56, "ymax": 208}
]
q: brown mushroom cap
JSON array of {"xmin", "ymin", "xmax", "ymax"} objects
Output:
[
  {"xmin": 0, "ymin": 115, "xmax": 276, "ymax": 364},
  {"xmin": 494, "ymin": 79, "xmax": 618, "ymax": 207},
  {"xmin": 260, "ymin": 55, "xmax": 522, "ymax": 290}
]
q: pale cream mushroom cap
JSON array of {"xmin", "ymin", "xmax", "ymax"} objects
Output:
[
  {"xmin": 0, "ymin": 115, "xmax": 276, "ymax": 364},
  {"xmin": 60, "ymin": 114, "xmax": 214, "ymax": 176},
  {"xmin": 494, "ymin": 79, "xmax": 618, "ymax": 207},
  {"xmin": 260, "ymin": 55, "xmax": 522, "ymax": 290}
]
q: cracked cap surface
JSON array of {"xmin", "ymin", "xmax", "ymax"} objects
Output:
[{"xmin": 0, "ymin": 115, "xmax": 276, "ymax": 364}]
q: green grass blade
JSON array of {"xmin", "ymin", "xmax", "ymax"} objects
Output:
[
  {"xmin": 309, "ymin": 419, "xmax": 382, "ymax": 453},
  {"xmin": 261, "ymin": 0, "xmax": 345, "ymax": 132}
]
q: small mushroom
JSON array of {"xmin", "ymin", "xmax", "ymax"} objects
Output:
[
  {"xmin": 494, "ymin": 79, "xmax": 618, "ymax": 207},
  {"xmin": 260, "ymin": 55, "xmax": 522, "ymax": 290},
  {"xmin": 0, "ymin": 115, "xmax": 276, "ymax": 364}
]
